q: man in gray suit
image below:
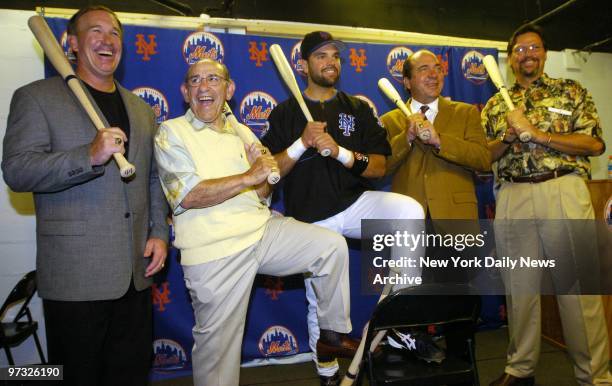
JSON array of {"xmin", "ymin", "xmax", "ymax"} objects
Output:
[{"xmin": 2, "ymin": 6, "xmax": 168, "ymax": 386}]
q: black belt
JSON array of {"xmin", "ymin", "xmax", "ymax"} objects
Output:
[{"xmin": 508, "ymin": 169, "xmax": 573, "ymax": 183}]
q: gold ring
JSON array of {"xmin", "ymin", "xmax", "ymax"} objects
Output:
[{"xmin": 115, "ymin": 137, "xmax": 123, "ymax": 145}]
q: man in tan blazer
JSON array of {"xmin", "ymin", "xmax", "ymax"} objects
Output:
[{"xmin": 381, "ymin": 49, "xmax": 490, "ymax": 220}]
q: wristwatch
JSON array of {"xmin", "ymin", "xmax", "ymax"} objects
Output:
[{"xmin": 501, "ymin": 130, "xmax": 514, "ymax": 144}]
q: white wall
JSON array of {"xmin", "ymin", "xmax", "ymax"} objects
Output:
[
  {"xmin": 1, "ymin": 8, "xmax": 611, "ymax": 366},
  {"xmin": 0, "ymin": 9, "xmax": 45, "ymax": 366},
  {"xmin": 498, "ymin": 51, "xmax": 612, "ymax": 179}
]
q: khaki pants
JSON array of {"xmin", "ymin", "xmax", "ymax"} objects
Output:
[
  {"xmin": 495, "ymin": 174, "xmax": 611, "ymax": 385},
  {"xmin": 183, "ymin": 216, "xmax": 352, "ymax": 386}
]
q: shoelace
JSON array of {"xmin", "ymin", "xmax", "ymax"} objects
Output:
[{"xmin": 390, "ymin": 329, "xmax": 417, "ymax": 350}]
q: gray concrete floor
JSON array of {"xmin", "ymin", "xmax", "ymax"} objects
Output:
[{"xmin": 154, "ymin": 327, "xmax": 606, "ymax": 385}]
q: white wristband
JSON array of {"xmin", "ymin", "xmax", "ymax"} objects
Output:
[
  {"xmin": 286, "ymin": 138, "xmax": 307, "ymax": 160},
  {"xmin": 336, "ymin": 146, "xmax": 354, "ymax": 167}
]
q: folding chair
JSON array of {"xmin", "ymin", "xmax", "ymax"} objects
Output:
[
  {"xmin": 0, "ymin": 271, "xmax": 46, "ymax": 365},
  {"xmin": 362, "ymin": 283, "xmax": 480, "ymax": 386}
]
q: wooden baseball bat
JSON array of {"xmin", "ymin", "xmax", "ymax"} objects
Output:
[
  {"xmin": 378, "ymin": 78, "xmax": 431, "ymax": 141},
  {"xmin": 269, "ymin": 44, "xmax": 331, "ymax": 157},
  {"xmin": 223, "ymin": 103, "xmax": 280, "ymax": 184},
  {"xmin": 340, "ymin": 282, "xmax": 393, "ymax": 386},
  {"xmin": 28, "ymin": 15, "xmax": 136, "ymax": 178},
  {"xmin": 483, "ymin": 55, "xmax": 531, "ymax": 142}
]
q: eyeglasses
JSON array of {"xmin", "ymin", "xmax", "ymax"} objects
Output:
[
  {"xmin": 186, "ymin": 74, "xmax": 227, "ymax": 87},
  {"xmin": 513, "ymin": 44, "xmax": 542, "ymax": 55}
]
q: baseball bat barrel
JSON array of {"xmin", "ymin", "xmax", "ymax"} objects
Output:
[
  {"xmin": 28, "ymin": 15, "xmax": 136, "ymax": 177},
  {"xmin": 483, "ymin": 55, "xmax": 531, "ymax": 142},
  {"xmin": 269, "ymin": 44, "xmax": 331, "ymax": 157},
  {"xmin": 377, "ymin": 78, "xmax": 430, "ymax": 141},
  {"xmin": 340, "ymin": 282, "xmax": 393, "ymax": 385},
  {"xmin": 224, "ymin": 103, "xmax": 280, "ymax": 184}
]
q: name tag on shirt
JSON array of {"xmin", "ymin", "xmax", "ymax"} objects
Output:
[{"xmin": 548, "ymin": 107, "xmax": 572, "ymax": 116}]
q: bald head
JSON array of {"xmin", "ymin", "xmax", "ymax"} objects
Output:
[
  {"xmin": 402, "ymin": 49, "xmax": 444, "ymax": 104},
  {"xmin": 184, "ymin": 59, "xmax": 230, "ymax": 84},
  {"xmin": 402, "ymin": 50, "xmax": 438, "ymax": 79}
]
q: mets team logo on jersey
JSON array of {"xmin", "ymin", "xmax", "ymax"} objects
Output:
[
  {"xmin": 290, "ymin": 41, "xmax": 307, "ymax": 77},
  {"xmin": 60, "ymin": 30, "xmax": 77, "ymax": 63},
  {"xmin": 338, "ymin": 113, "xmax": 356, "ymax": 136},
  {"xmin": 258, "ymin": 325, "xmax": 299, "ymax": 357},
  {"xmin": 239, "ymin": 91, "xmax": 277, "ymax": 138},
  {"xmin": 182, "ymin": 31, "xmax": 224, "ymax": 65},
  {"xmin": 152, "ymin": 339, "xmax": 189, "ymax": 371},
  {"xmin": 133, "ymin": 87, "xmax": 169, "ymax": 124},
  {"xmin": 387, "ymin": 47, "xmax": 413, "ymax": 82},
  {"xmin": 461, "ymin": 50, "xmax": 488, "ymax": 84}
]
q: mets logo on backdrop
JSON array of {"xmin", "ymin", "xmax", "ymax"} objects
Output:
[
  {"xmin": 151, "ymin": 281, "xmax": 172, "ymax": 312},
  {"xmin": 387, "ymin": 47, "xmax": 413, "ymax": 82},
  {"xmin": 133, "ymin": 87, "xmax": 169, "ymax": 124},
  {"xmin": 152, "ymin": 339, "xmax": 188, "ymax": 371},
  {"xmin": 290, "ymin": 41, "xmax": 307, "ymax": 76},
  {"xmin": 135, "ymin": 33, "xmax": 158, "ymax": 61},
  {"xmin": 248, "ymin": 41, "xmax": 269, "ymax": 67},
  {"xmin": 461, "ymin": 50, "xmax": 488, "ymax": 84},
  {"xmin": 60, "ymin": 31, "xmax": 77, "ymax": 63},
  {"xmin": 349, "ymin": 48, "xmax": 367, "ymax": 73},
  {"xmin": 239, "ymin": 91, "xmax": 277, "ymax": 138},
  {"xmin": 258, "ymin": 325, "xmax": 299, "ymax": 357},
  {"xmin": 183, "ymin": 31, "xmax": 224, "ymax": 65}
]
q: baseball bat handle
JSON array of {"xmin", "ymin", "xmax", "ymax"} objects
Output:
[
  {"xmin": 223, "ymin": 103, "xmax": 280, "ymax": 184},
  {"xmin": 28, "ymin": 15, "xmax": 135, "ymax": 178},
  {"xmin": 483, "ymin": 55, "xmax": 531, "ymax": 143},
  {"xmin": 499, "ymin": 88, "xmax": 531, "ymax": 142},
  {"xmin": 300, "ymin": 106, "xmax": 331, "ymax": 156},
  {"xmin": 64, "ymin": 77, "xmax": 136, "ymax": 177},
  {"xmin": 269, "ymin": 44, "xmax": 330, "ymax": 157},
  {"xmin": 394, "ymin": 97, "xmax": 430, "ymax": 141},
  {"xmin": 340, "ymin": 283, "xmax": 393, "ymax": 385}
]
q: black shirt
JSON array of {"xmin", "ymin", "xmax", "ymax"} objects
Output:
[
  {"xmin": 262, "ymin": 91, "xmax": 390, "ymax": 223},
  {"xmin": 85, "ymin": 83, "xmax": 130, "ymax": 157}
]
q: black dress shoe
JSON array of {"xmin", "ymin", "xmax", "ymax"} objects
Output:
[
  {"xmin": 316, "ymin": 329, "xmax": 360, "ymax": 360},
  {"xmin": 489, "ymin": 372, "xmax": 535, "ymax": 386},
  {"xmin": 387, "ymin": 328, "xmax": 445, "ymax": 364},
  {"xmin": 320, "ymin": 372, "xmax": 340, "ymax": 386}
]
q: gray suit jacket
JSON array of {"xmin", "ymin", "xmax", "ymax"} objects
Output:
[{"xmin": 2, "ymin": 76, "xmax": 169, "ymax": 301}]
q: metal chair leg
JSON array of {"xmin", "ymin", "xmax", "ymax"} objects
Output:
[
  {"xmin": 33, "ymin": 332, "xmax": 47, "ymax": 364},
  {"xmin": 3, "ymin": 346, "xmax": 15, "ymax": 365}
]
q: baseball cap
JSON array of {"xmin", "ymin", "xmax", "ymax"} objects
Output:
[{"xmin": 300, "ymin": 31, "xmax": 347, "ymax": 59}]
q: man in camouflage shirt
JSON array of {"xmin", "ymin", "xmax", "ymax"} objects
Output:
[{"xmin": 482, "ymin": 24, "xmax": 610, "ymax": 386}]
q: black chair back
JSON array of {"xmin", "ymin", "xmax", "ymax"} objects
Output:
[{"xmin": 0, "ymin": 271, "xmax": 37, "ymax": 323}]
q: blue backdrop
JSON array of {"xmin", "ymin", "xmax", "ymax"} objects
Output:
[{"xmin": 45, "ymin": 17, "xmax": 503, "ymax": 380}]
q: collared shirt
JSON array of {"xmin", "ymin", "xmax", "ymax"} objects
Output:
[
  {"xmin": 481, "ymin": 73, "xmax": 602, "ymax": 181},
  {"xmin": 184, "ymin": 108, "xmax": 229, "ymax": 133},
  {"xmin": 154, "ymin": 109, "xmax": 270, "ymax": 264},
  {"xmin": 155, "ymin": 109, "xmax": 234, "ymax": 215},
  {"xmin": 410, "ymin": 98, "xmax": 439, "ymax": 122}
]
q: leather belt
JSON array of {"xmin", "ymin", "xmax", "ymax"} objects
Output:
[{"xmin": 508, "ymin": 169, "xmax": 573, "ymax": 183}]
